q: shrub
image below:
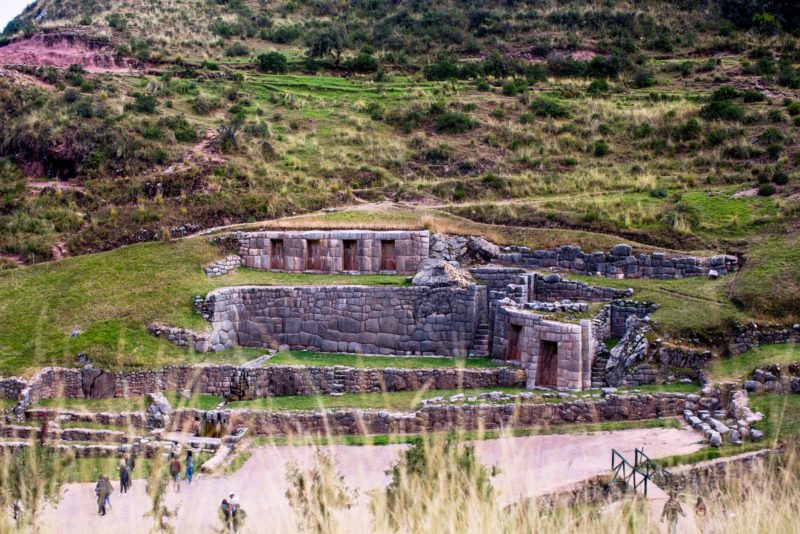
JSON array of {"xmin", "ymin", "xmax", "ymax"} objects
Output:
[
  {"xmin": 191, "ymin": 96, "xmax": 220, "ymax": 115},
  {"xmin": 632, "ymin": 68, "xmax": 655, "ymax": 88},
  {"xmin": 225, "ymin": 42, "xmax": 250, "ymax": 57},
  {"xmin": 593, "ymin": 139, "xmax": 611, "ymax": 157},
  {"xmin": 760, "ymin": 128, "xmax": 785, "ymax": 145},
  {"xmin": 700, "ymin": 100, "xmax": 745, "ymax": 121},
  {"xmin": 529, "ymin": 97, "xmax": 569, "ymax": 118},
  {"xmin": 347, "ymin": 53, "xmax": 379, "ymax": 73},
  {"xmin": 436, "ymin": 112, "xmax": 476, "ymax": 134},
  {"xmin": 766, "ymin": 143, "xmax": 783, "ymax": 159},
  {"xmin": 587, "ymin": 79, "xmax": 610, "ymax": 96},
  {"xmin": 106, "ymin": 13, "xmax": 127, "ymax": 31},
  {"xmin": 787, "ymin": 102, "xmax": 800, "ymax": 116},
  {"xmin": 257, "ymin": 52, "xmax": 288, "ymax": 73},
  {"xmin": 267, "ymin": 25, "xmax": 301, "ymax": 44},
  {"xmin": 758, "ymin": 183, "xmax": 775, "ymax": 196},
  {"xmin": 424, "ymin": 56, "xmax": 459, "ymax": 81},
  {"xmin": 773, "ymin": 171, "xmax": 789, "ymax": 185},
  {"xmin": 741, "ymin": 89, "xmax": 766, "ymax": 102},
  {"xmin": 675, "ymin": 118, "xmax": 701, "ymax": 141},
  {"xmin": 128, "ymin": 94, "xmax": 158, "ymax": 114}
]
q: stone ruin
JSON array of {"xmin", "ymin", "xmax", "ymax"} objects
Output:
[{"xmin": 162, "ymin": 230, "xmax": 743, "ymax": 391}]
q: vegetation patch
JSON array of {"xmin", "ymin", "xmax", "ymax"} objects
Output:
[{"xmin": 265, "ymin": 351, "xmax": 502, "ymax": 369}]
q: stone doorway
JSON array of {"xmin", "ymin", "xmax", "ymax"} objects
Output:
[
  {"xmin": 270, "ymin": 239, "xmax": 284, "ymax": 270},
  {"xmin": 381, "ymin": 240, "xmax": 396, "ymax": 271},
  {"xmin": 343, "ymin": 239, "xmax": 358, "ymax": 271},
  {"xmin": 536, "ymin": 340, "xmax": 558, "ymax": 387},
  {"xmin": 306, "ymin": 239, "xmax": 321, "ymax": 270},
  {"xmin": 506, "ymin": 324, "xmax": 522, "ymax": 361}
]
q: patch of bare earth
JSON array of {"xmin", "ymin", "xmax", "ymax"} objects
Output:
[{"xmin": 0, "ymin": 31, "xmax": 134, "ymax": 73}]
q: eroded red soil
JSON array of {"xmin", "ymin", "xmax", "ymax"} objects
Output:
[{"xmin": 0, "ymin": 32, "xmax": 134, "ymax": 72}]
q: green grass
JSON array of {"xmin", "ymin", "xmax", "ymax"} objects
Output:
[
  {"xmin": 35, "ymin": 392, "xmax": 224, "ymax": 413},
  {"xmin": 0, "ymin": 399, "xmax": 16, "ymax": 411},
  {"xmin": 0, "ymin": 237, "xmax": 407, "ymax": 375},
  {"xmin": 569, "ymin": 273, "xmax": 748, "ymax": 334},
  {"xmin": 223, "ymin": 451, "xmax": 252, "ymax": 475},
  {"xmin": 732, "ymin": 236, "xmax": 800, "ymax": 320},
  {"xmin": 708, "ymin": 343, "xmax": 800, "ymax": 382},
  {"xmin": 228, "ymin": 387, "xmax": 530, "ymax": 411},
  {"xmin": 57, "ymin": 420, "xmax": 147, "ymax": 433},
  {"xmin": 266, "ymin": 351, "xmax": 503, "ymax": 369},
  {"xmin": 250, "ymin": 417, "xmax": 683, "ymax": 447}
]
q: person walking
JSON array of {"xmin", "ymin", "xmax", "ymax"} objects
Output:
[
  {"xmin": 126, "ymin": 453, "xmax": 136, "ymax": 488},
  {"xmin": 185, "ymin": 450, "xmax": 194, "ymax": 484},
  {"xmin": 95, "ymin": 475, "xmax": 113, "ymax": 516},
  {"xmin": 219, "ymin": 498, "xmax": 232, "ymax": 531},
  {"xmin": 169, "ymin": 455, "xmax": 182, "ymax": 493},
  {"xmin": 695, "ymin": 496, "xmax": 707, "ymax": 531},
  {"xmin": 118, "ymin": 460, "xmax": 130, "ymax": 494},
  {"xmin": 661, "ymin": 491, "xmax": 686, "ymax": 534}
]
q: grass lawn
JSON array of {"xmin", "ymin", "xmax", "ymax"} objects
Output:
[
  {"xmin": 708, "ymin": 344, "xmax": 800, "ymax": 382},
  {"xmin": 0, "ymin": 237, "xmax": 407, "ymax": 376},
  {"xmin": 35, "ymin": 392, "xmax": 224, "ymax": 413},
  {"xmin": 0, "ymin": 398, "xmax": 16, "ymax": 411},
  {"xmin": 266, "ymin": 351, "xmax": 503, "ymax": 369},
  {"xmin": 568, "ymin": 273, "xmax": 748, "ymax": 334},
  {"xmin": 250, "ymin": 417, "xmax": 684, "ymax": 447}
]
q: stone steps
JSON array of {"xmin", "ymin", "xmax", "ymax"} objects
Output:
[
  {"xmin": 590, "ymin": 351, "xmax": 610, "ymax": 389},
  {"xmin": 469, "ymin": 324, "xmax": 491, "ymax": 357}
]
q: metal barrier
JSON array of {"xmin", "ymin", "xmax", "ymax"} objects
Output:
[{"xmin": 611, "ymin": 448, "xmax": 672, "ymax": 498}]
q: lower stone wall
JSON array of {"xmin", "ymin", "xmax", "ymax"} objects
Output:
[
  {"xmin": 203, "ymin": 255, "xmax": 241, "ymax": 277},
  {"xmin": 728, "ymin": 324, "xmax": 800, "ymax": 356},
  {"xmin": 2, "ymin": 365, "xmax": 527, "ymax": 402},
  {"xmin": 204, "ymin": 285, "xmax": 484, "ymax": 356},
  {"xmin": 0, "ymin": 376, "xmax": 26, "ymax": 401},
  {"xmin": 532, "ymin": 273, "xmax": 628, "ymax": 303},
  {"xmin": 494, "ymin": 244, "xmax": 737, "ymax": 279},
  {"xmin": 173, "ymin": 392, "xmax": 695, "ymax": 436}
]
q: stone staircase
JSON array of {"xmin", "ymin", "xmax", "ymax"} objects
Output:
[
  {"xmin": 469, "ymin": 323, "xmax": 491, "ymax": 357},
  {"xmin": 591, "ymin": 350, "xmax": 610, "ymax": 388}
]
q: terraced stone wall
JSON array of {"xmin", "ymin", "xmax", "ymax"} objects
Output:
[
  {"xmin": 204, "ymin": 285, "xmax": 484, "ymax": 356},
  {"xmin": 495, "ymin": 244, "xmax": 737, "ymax": 279},
  {"xmin": 235, "ymin": 230, "xmax": 429, "ymax": 275},
  {"xmin": 175, "ymin": 392, "xmax": 698, "ymax": 436}
]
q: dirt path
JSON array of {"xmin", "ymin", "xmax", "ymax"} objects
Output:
[{"xmin": 37, "ymin": 425, "xmax": 703, "ymax": 533}]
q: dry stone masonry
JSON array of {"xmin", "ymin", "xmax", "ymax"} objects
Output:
[
  {"xmin": 203, "ymin": 285, "xmax": 485, "ymax": 355},
  {"xmin": 203, "ymin": 255, "xmax": 241, "ymax": 277},
  {"xmin": 494, "ymin": 243, "xmax": 738, "ymax": 279},
  {"xmin": 235, "ymin": 230, "xmax": 429, "ymax": 274}
]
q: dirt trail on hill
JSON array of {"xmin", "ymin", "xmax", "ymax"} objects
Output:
[{"xmin": 38, "ymin": 425, "xmax": 703, "ymax": 533}]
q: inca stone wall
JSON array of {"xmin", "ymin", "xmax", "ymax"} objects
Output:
[
  {"xmin": 495, "ymin": 243, "xmax": 738, "ymax": 279},
  {"xmin": 171, "ymin": 392, "xmax": 696, "ymax": 436},
  {"xmin": 203, "ymin": 285, "xmax": 484, "ymax": 356},
  {"xmin": 203, "ymin": 255, "xmax": 241, "ymax": 277},
  {"xmin": 492, "ymin": 304, "xmax": 594, "ymax": 390},
  {"xmin": 531, "ymin": 273, "xmax": 629, "ymax": 302},
  {"xmin": 0, "ymin": 365, "xmax": 525, "ymax": 402},
  {"xmin": 235, "ymin": 230, "xmax": 429, "ymax": 275},
  {"xmin": 728, "ymin": 323, "xmax": 800, "ymax": 355}
]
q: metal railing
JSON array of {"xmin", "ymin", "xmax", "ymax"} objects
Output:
[{"xmin": 611, "ymin": 448, "xmax": 673, "ymax": 498}]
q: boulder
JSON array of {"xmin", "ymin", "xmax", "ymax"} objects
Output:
[
  {"xmin": 611, "ymin": 244, "xmax": 632, "ymax": 256},
  {"xmin": 709, "ymin": 431, "xmax": 722, "ymax": 447},
  {"xmin": 466, "ymin": 236, "xmax": 500, "ymax": 262},
  {"xmin": 412, "ymin": 258, "xmax": 472, "ymax": 288}
]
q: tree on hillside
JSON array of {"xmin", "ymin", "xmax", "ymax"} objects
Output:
[
  {"xmin": 257, "ymin": 51, "xmax": 288, "ymax": 73},
  {"xmin": 307, "ymin": 25, "xmax": 346, "ymax": 64}
]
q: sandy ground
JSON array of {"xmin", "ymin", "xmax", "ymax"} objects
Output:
[{"xmin": 36, "ymin": 425, "xmax": 703, "ymax": 533}]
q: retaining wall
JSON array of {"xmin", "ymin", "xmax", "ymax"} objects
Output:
[
  {"xmin": 171, "ymin": 392, "xmax": 695, "ymax": 436},
  {"xmin": 235, "ymin": 230, "xmax": 429, "ymax": 275},
  {"xmin": 0, "ymin": 365, "xmax": 526, "ymax": 402},
  {"xmin": 495, "ymin": 244, "xmax": 737, "ymax": 279},
  {"xmin": 204, "ymin": 285, "xmax": 484, "ymax": 356}
]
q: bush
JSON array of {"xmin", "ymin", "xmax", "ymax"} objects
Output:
[
  {"xmin": 436, "ymin": 112, "xmax": 476, "ymax": 134},
  {"xmin": 106, "ymin": 13, "xmax": 127, "ymax": 31},
  {"xmin": 191, "ymin": 96, "xmax": 220, "ymax": 115},
  {"xmin": 700, "ymin": 100, "xmax": 745, "ymax": 121},
  {"xmin": 424, "ymin": 56, "xmax": 459, "ymax": 81},
  {"xmin": 593, "ymin": 139, "xmax": 611, "ymax": 157},
  {"xmin": 758, "ymin": 183, "xmax": 775, "ymax": 196},
  {"xmin": 675, "ymin": 118, "xmax": 701, "ymax": 141},
  {"xmin": 347, "ymin": 53, "xmax": 379, "ymax": 73},
  {"xmin": 632, "ymin": 68, "xmax": 655, "ymax": 88},
  {"xmin": 529, "ymin": 97, "xmax": 569, "ymax": 118},
  {"xmin": 257, "ymin": 52, "xmax": 288, "ymax": 73},
  {"xmin": 587, "ymin": 79, "xmax": 610, "ymax": 96},
  {"xmin": 741, "ymin": 89, "xmax": 766, "ymax": 102},
  {"xmin": 787, "ymin": 102, "xmax": 800, "ymax": 116},
  {"xmin": 128, "ymin": 94, "xmax": 157, "ymax": 114},
  {"xmin": 267, "ymin": 25, "xmax": 301, "ymax": 44},
  {"xmin": 225, "ymin": 42, "xmax": 250, "ymax": 57}
]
